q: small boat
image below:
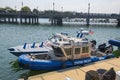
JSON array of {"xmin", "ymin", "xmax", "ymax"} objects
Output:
[
  {"xmin": 18, "ymin": 34, "xmax": 114, "ymax": 70},
  {"xmin": 8, "ymin": 42, "xmax": 52, "ymax": 57},
  {"xmin": 8, "ymin": 28, "xmax": 92, "ymax": 57},
  {"xmin": 8, "ymin": 33, "xmax": 70, "ymax": 57},
  {"xmin": 108, "ymin": 39, "xmax": 120, "ymax": 47}
]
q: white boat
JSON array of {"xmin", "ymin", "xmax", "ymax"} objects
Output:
[
  {"xmin": 8, "ymin": 41, "xmax": 52, "ymax": 56},
  {"xmin": 8, "ymin": 33, "xmax": 71, "ymax": 57},
  {"xmin": 8, "ymin": 29, "xmax": 94, "ymax": 57}
]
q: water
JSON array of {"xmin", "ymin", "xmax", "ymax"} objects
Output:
[{"xmin": 0, "ymin": 23, "xmax": 120, "ymax": 80}]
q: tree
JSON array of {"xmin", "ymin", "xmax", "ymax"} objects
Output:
[
  {"xmin": 5, "ymin": 6, "xmax": 16, "ymax": 12},
  {"xmin": 33, "ymin": 8, "xmax": 39, "ymax": 14},
  {"xmin": 21, "ymin": 6, "xmax": 31, "ymax": 12},
  {"xmin": 5, "ymin": 6, "xmax": 13, "ymax": 10}
]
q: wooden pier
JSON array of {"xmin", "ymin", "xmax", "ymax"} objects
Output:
[
  {"xmin": 0, "ymin": 12, "xmax": 120, "ymax": 26},
  {"xmin": 26, "ymin": 58, "xmax": 120, "ymax": 80}
]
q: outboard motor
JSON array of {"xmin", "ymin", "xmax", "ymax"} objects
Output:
[
  {"xmin": 91, "ymin": 40, "xmax": 97, "ymax": 45},
  {"xmin": 106, "ymin": 45, "xmax": 113, "ymax": 53},
  {"xmin": 98, "ymin": 43, "xmax": 106, "ymax": 53},
  {"xmin": 90, "ymin": 40, "xmax": 97, "ymax": 49}
]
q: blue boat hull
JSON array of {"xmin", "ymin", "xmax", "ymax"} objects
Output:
[
  {"xmin": 18, "ymin": 54, "xmax": 114, "ymax": 70},
  {"xmin": 108, "ymin": 40, "xmax": 120, "ymax": 47}
]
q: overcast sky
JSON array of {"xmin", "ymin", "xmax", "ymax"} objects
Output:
[{"xmin": 0, "ymin": 0, "xmax": 120, "ymax": 13}]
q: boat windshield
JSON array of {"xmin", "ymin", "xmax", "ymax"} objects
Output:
[
  {"xmin": 52, "ymin": 46, "xmax": 65, "ymax": 57},
  {"xmin": 29, "ymin": 53, "xmax": 51, "ymax": 60}
]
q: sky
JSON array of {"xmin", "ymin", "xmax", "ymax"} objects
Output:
[{"xmin": 0, "ymin": 0, "xmax": 120, "ymax": 13}]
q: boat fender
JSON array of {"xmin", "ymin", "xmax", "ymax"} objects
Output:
[{"xmin": 90, "ymin": 40, "xmax": 97, "ymax": 45}]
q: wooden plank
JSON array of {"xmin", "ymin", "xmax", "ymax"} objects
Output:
[
  {"xmin": 105, "ymin": 58, "xmax": 120, "ymax": 67},
  {"xmin": 80, "ymin": 64, "xmax": 98, "ymax": 72},
  {"xmin": 94, "ymin": 61, "xmax": 120, "ymax": 71},
  {"xmin": 29, "ymin": 78, "xmax": 43, "ymax": 80},
  {"xmin": 61, "ymin": 69, "xmax": 81, "ymax": 80},
  {"xmin": 42, "ymin": 72, "xmax": 66, "ymax": 80},
  {"xmin": 28, "ymin": 77, "xmax": 43, "ymax": 80},
  {"xmin": 75, "ymin": 69, "xmax": 86, "ymax": 80}
]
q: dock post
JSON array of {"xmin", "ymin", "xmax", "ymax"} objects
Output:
[
  {"xmin": 8, "ymin": 18, "xmax": 10, "ymax": 23},
  {"xmin": 54, "ymin": 18, "xmax": 57, "ymax": 25},
  {"xmin": 51, "ymin": 18, "xmax": 54, "ymax": 25},
  {"xmin": 57, "ymin": 17, "xmax": 63, "ymax": 26},
  {"xmin": 20, "ymin": 17, "xmax": 22, "ymax": 24},
  {"xmin": 86, "ymin": 3, "xmax": 90, "ymax": 27},
  {"xmin": 29, "ymin": 18, "xmax": 31, "ymax": 24},
  {"xmin": 15, "ymin": 18, "xmax": 17, "ymax": 23},
  {"xmin": 32, "ymin": 18, "xmax": 34, "ymax": 24},
  {"xmin": 35, "ymin": 18, "xmax": 37, "ymax": 24},
  {"xmin": 25, "ymin": 18, "xmax": 27, "ymax": 24},
  {"xmin": 117, "ymin": 19, "xmax": 120, "ymax": 27},
  {"xmin": 36, "ymin": 17, "xmax": 39, "ymax": 24},
  {"xmin": 12, "ymin": 18, "xmax": 14, "ymax": 23},
  {"xmin": 86, "ymin": 18, "xmax": 90, "ymax": 27},
  {"xmin": 4, "ymin": 17, "xmax": 6, "ymax": 23}
]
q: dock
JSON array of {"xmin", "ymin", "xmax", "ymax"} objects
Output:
[{"xmin": 27, "ymin": 58, "xmax": 120, "ymax": 80}]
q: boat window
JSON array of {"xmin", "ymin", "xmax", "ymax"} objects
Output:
[
  {"xmin": 63, "ymin": 39, "xmax": 68, "ymax": 42},
  {"xmin": 46, "ymin": 55, "xmax": 51, "ymax": 60},
  {"xmin": 59, "ymin": 38, "xmax": 62, "ymax": 41},
  {"xmin": 64, "ymin": 48, "xmax": 72, "ymax": 55},
  {"xmin": 52, "ymin": 46, "xmax": 64, "ymax": 57},
  {"xmin": 75, "ymin": 48, "xmax": 80, "ymax": 54},
  {"xmin": 34, "ymin": 54, "xmax": 47, "ymax": 59},
  {"xmin": 82, "ymin": 46, "xmax": 89, "ymax": 53}
]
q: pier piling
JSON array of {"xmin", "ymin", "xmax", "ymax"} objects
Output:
[
  {"xmin": 51, "ymin": 17, "xmax": 63, "ymax": 26},
  {"xmin": 117, "ymin": 19, "xmax": 120, "ymax": 27}
]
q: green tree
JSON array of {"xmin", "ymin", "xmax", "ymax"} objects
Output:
[
  {"xmin": 33, "ymin": 8, "xmax": 39, "ymax": 14},
  {"xmin": 21, "ymin": 6, "xmax": 31, "ymax": 12},
  {"xmin": 5, "ymin": 6, "xmax": 13, "ymax": 10},
  {"xmin": 5, "ymin": 6, "xmax": 16, "ymax": 12}
]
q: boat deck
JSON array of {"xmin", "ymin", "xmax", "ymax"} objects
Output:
[{"xmin": 27, "ymin": 58, "xmax": 120, "ymax": 80}]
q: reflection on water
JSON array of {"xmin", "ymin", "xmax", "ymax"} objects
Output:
[
  {"xmin": 10, "ymin": 60, "xmax": 51, "ymax": 78},
  {"xmin": 10, "ymin": 60, "xmax": 23, "ymax": 72}
]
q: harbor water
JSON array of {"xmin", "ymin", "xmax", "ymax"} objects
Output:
[{"xmin": 0, "ymin": 23, "xmax": 120, "ymax": 80}]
